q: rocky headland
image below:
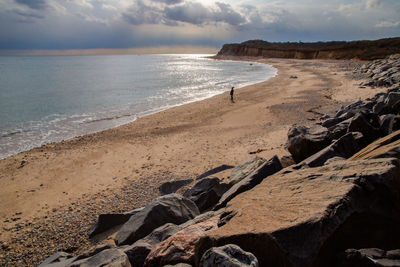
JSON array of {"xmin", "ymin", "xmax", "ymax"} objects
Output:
[
  {"xmin": 33, "ymin": 54, "xmax": 400, "ymax": 267},
  {"xmin": 216, "ymin": 38, "xmax": 400, "ymax": 60}
]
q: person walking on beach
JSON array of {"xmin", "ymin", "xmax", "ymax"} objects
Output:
[{"xmin": 230, "ymin": 87, "xmax": 234, "ymax": 102}]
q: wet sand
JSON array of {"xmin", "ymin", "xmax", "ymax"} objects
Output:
[{"xmin": 0, "ymin": 58, "xmax": 383, "ymax": 265}]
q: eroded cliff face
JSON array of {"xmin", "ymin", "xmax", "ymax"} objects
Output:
[{"xmin": 216, "ymin": 38, "xmax": 400, "ymax": 60}]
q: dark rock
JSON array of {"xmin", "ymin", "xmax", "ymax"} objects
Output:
[
  {"xmin": 380, "ymin": 114, "xmax": 400, "ymax": 136},
  {"xmin": 159, "ymin": 179, "xmax": 193, "ymax": 195},
  {"xmin": 115, "ymin": 194, "xmax": 199, "ymax": 246},
  {"xmin": 335, "ymin": 100, "xmax": 364, "ymax": 118},
  {"xmin": 122, "ymin": 242, "xmax": 153, "ymax": 267},
  {"xmin": 298, "ymin": 132, "xmax": 364, "ymax": 167},
  {"xmin": 143, "ymin": 213, "xmax": 222, "ymax": 267},
  {"xmin": 348, "ymin": 111, "xmax": 381, "ymax": 144},
  {"xmin": 214, "ymin": 155, "xmax": 282, "ymax": 210},
  {"xmin": 183, "ymin": 177, "xmax": 231, "ymax": 212},
  {"xmin": 286, "ymin": 125, "xmax": 331, "ymax": 163},
  {"xmin": 195, "ymin": 165, "xmax": 234, "ymax": 180},
  {"xmin": 69, "ymin": 248, "xmax": 131, "ymax": 267},
  {"xmin": 228, "ymin": 156, "xmax": 266, "ymax": 185},
  {"xmin": 199, "ymin": 244, "xmax": 259, "ymax": 267}
]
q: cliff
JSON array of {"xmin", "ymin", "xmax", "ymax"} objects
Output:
[{"xmin": 216, "ymin": 37, "xmax": 400, "ymax": 60}]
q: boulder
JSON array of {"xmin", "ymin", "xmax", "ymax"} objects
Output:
[
  {"xmin": 201, "ymin": 158, "xmax": 400, "ymax": 267},
  {"xmin": 347, "ymin": 111, "xmax": 381, "ymax": 144},
  {"xmin": 286, "ymin": 125, "xmax": 331, "ymax": 162},
  {"xmin": 122, "ymin": 223, "xmax": 182, "ymax": 267},
  {"xmin": 159, "ymin": 179, "xmax": 193, "ymax": 195},
  {"xmin": 335, "ymin": 100, "xmax": 364, "ymax": 118},
  {"xmin": 214, "ymin": 155, "xmax": 282, "ymax": 210},
  {"xmin": 183, "ymin": 177, "xmax": 231, "ymax": 212},
  {"xmin": 336, "ymin": 248, "xmax": 400, "ymax": 267},
  {"xmin": 68, "ymin": 248, "xmax": 131, "ymax": 267},
  {"xmin": 228, "ymin": 156, "xmax": 266, "ymax": 185},
  {"xmin": 143, "ymin": 213, "xmax": 221, "ymax": 266},
  {"xmin": 199, "ymin": 244, "xmax": 259, "ymax": 267},
  {"xmin": 114, "ymin": 194, "xmax": 199, "ymax": 246},
  {"xmin": 297, "ymin": 132, "xmax": 364, "ymax": 168},
  {"xmin": 349, "ymin": 129, "xmax": 400, "ymax": 160}
]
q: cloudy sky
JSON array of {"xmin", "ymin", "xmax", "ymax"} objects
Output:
[{"xmin": 0, "ymin": 0, "xmax": 399, "ymax": 52}]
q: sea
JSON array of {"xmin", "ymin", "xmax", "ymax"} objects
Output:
[{"xmin": 0, "ymin": 54, "xmax": 276, "ymax": 159}]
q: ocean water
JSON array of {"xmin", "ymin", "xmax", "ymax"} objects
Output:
[{"xmin": 0, "ymin": 54, "xmax": 276, "ymax": 159}]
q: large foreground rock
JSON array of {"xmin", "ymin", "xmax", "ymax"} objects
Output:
[
  {"xmin": 200, "ymin": 244, "xmax": 259, "ymax": 267},
  {"xmin": 197, "ymin": 158, "xmax": 400, "ymax": 267},
  {"xmin": 115, "ymin": 194, "xmax": 199, "ymax": 246}
]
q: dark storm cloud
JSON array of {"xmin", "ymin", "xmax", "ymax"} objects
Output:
[
  {"xmin": 14, "ymin": 0, "xmax": 48, "ymax": 10},
  {"xmin": 164, "ymin": 1, "xmax": 245, "ymax": 26}
]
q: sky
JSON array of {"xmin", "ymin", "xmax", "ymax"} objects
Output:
[{"xmin": 0, "ymin": 0, "xmax": 399, "ymax": 52}]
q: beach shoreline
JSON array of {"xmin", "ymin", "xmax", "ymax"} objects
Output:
[{"xmin": 0, "ymin": 57, "xmax": 385, "ymax": 265}]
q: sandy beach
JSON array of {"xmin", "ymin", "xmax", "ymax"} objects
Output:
[{"xmin": 0, "ymin": 58, "xmax": 384, "ymax": 265}]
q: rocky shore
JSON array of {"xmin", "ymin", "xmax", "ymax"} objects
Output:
[{"xmin": 32, "ymin": 54, "xmax": 400, "ymax": 266}]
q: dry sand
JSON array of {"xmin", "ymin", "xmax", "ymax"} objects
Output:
[{"xmin": 0, "ymin": 58, "xmax": 384, "ymax": 265}]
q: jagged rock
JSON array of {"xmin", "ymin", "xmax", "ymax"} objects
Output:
[
  {"xmin": 380, "ymin": 114, "xmax": 400, "ymax": 135},
  {"xmin": 122, "ymin": 223, "xmax": 182, "ymax": 267},
  {"xmin": 68, "ymin": 248, "xmax": 131, "ymax": 267},
  {"xmin": 297, "ymin": 132, "xmax": 363, "ymax": 167},
  {"xmin": 349, "ymin": 129, "xmax": 400, "ymax": 160},
  {"xmin": 200, "ymin": 244, "xmax": 259, "ymax": 267},
  {"xmin": 214, "ymin": 155, "xmax": 282, "ymax": 210},
  {"xmin": 348, "ymin": 111, "xmax": 381, "ymax": 144},
  {"xmin": 196, "ymin": 165, "xmax": 234, "ymax": 180},
  {"xmin": 286, "ymin": 125, "xmax": 331, "ymax": 162},
  {"xmin": 159, "ymin": 179, "xmax": 193, "ymax": 195},
  {"xmin": 336, "ymin": 248, "xmax": 400, "ymax": 267},
  {"xmin": 200, "ymin": 158, "xmax": 400, "ymax": 267},
  {"xmin": 183, "ymin": 177, "xmax": 231, "ymax": 212},
  {"xmin": 39, "ymin": 252, "xmax": 77, "ymax": 267},
  {"xmin": 76, "ymin": 244, "xmax": 114, "ymax": 260},
  {"xmin": 228, "ymin": 156, "xmax": 266, "ymax": 185},
  {"xmin": 143, "ymin": 213, "xmax": 221, "ymax": 266},
  {"xmin": 115, "ymin": 194, "xmax": 199, "ymax": 246}
]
